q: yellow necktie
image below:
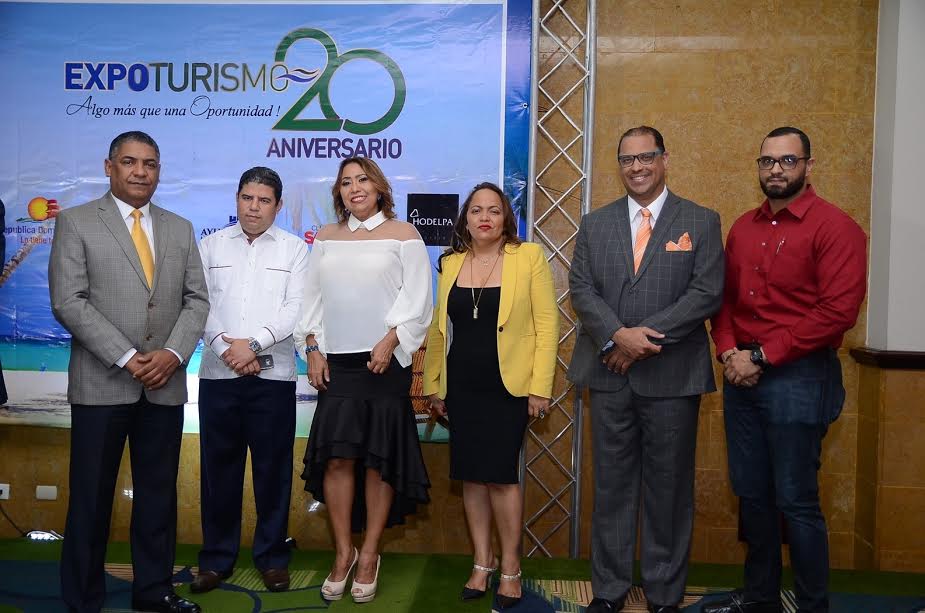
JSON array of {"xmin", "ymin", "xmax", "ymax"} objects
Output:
[
  {"xmin": 130, "ymin": 209, "xmax": 155, "ymax": 287},
  {"xmin": 633, "ymin": 207, "xmax": 652, "ymax": 273}
]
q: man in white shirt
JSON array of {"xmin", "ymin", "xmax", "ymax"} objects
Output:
[{"xmin": 191, "ymin": 167, "xmax": 309, "ymax": 594}]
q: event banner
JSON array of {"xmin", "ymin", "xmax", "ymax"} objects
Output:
[{"xmin": 0, "ymin": 0, "xmax": 533, "ymax": 436}]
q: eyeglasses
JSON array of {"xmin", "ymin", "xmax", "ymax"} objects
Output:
[
  {"xmin": 617, "ymin": 150, "xmax": 663, "ymax": 168},
  {"xmin": 756, "ymin": 155, "xmax": 810, "ymax": 170}
]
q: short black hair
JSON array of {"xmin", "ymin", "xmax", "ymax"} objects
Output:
[
  {"xmin": 764, "ymin": 126, "xmax": 811, "ymax": 158},
  {"xmin": 238, "ymin": 166, "xmax": 283, "ymax": 202},
  {"xmin": 108, "ymin": 131, "xmax": 159, "ymax": 160},
  {"xmin": 618, "ymin": 125, "xmax": 665, "ymax": 155}
]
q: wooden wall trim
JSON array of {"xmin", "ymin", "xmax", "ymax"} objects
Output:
[{"xmin": 849, "ymin": 346, "xmax": 925, "ymax": 370}]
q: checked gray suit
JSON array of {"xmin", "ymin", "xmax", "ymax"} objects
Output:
[
  {"xmin": 49, "ymin": 191, "xmax": 208, "ymax": 610},
  {"xmin": 568, "ymin": 190, "xmax": 723, "ymax": 606},
  {"xmin": 49, "ymin": 192, "xmax": 207, "ymax": 406}
]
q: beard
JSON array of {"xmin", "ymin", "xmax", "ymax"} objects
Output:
[{"xmin": 760, "ymin": 172, "xmax": 805, "ymax": 200}]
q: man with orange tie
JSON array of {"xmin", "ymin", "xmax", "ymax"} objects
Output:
[
  {"xmin": 49, "ymin": 131, "xmax": 208, "ymax": 613},
  {"xmin": 706, "ymin": 127, "xmax": 867, "ymax": 613},
  {"xmin": 569, "ymin": 126, "xmax": 724, "ymax": 613}
]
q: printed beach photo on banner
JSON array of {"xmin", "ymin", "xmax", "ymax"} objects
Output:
[{"xmin": 0, "ymin": 0, "xmax": 533, "ymax": 440}]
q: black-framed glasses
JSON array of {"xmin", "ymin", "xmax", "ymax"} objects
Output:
[
  {"xmin": 618, "ymin": 150, "xmax": 663, "ymax": 168},
  {"xmin": 757, "ymin": 155, "xmax": 809, "ymax": 170}
]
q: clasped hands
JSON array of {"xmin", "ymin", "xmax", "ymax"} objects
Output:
[
  {"xmin": 722, "ymin": 348, "xmax": 762, "ymax": 387},
  {"xmin": 602, "ymin": 326, "xmax": 664, "ymax": 375},
  {"xmin": 125, "ymin": 349, "xmax": 181, "ymax": 390},
  {"xmin": 220, "ymin": 335, "xmax": 260, "ymax": 376}
]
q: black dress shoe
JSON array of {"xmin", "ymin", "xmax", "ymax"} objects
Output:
[
  {"xmin": 648, "ymin": 605, "xmax": 680, "ymax": 613},
  {"xmin": 261, "ymin": 567, "xmax": 290, "ymax": 592},
  {"xmin": 587, "ymin": 596, "xmax": 626, "ymax": 612},
  {"xmin": 702, "ymin": 590, "xmax": 782, "ymax": 613},
  {"xmin": 131, "ymin": 592, "xmax": 202, "ymax": 613},
  {"xmin": 190, "ymin": 569, "xmax": 232, "ymax": 593}
]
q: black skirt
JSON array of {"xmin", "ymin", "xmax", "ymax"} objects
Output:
[{"xmin": 301, "ymin": 352, "xmax": 431, "ymax": 532}]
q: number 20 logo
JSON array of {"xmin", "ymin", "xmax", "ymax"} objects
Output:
[{"xmin": 273, "ymin": 29, "xmax": 406, "ymax": 135}]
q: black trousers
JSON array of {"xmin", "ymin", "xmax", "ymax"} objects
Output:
[
  {"xmin": 197, "ymin": 377, "xmax": 296, "ymax": 573},
  {"xmin": 60, "ymin": 395, "xmax": 183, "ymax": 612}
]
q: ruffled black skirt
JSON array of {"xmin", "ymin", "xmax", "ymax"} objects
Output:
[{"xmin": 301, "ymin": 352, "xmax": 431, "ymax": 532}]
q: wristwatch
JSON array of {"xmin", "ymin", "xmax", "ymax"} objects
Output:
[
  {"xmin": 305, "ymin": 344, "xmax": 320, "ymax": 353},
  {"xmin": 750, "ymin": 347, "xmax": 769, "ymax": 368},
  {"xmin": 247, "ymin": 337, "xmax": 262, "ymax": 354}
]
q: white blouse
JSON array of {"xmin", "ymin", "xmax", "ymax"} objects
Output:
[{"xmin": 294, "ymin": 229, "xmax": 433, "ymax": 368}]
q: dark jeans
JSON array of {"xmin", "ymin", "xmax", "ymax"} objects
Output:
[{"xmin": 723, "ymin": 348, "xmax": 844, "ymax": 613}]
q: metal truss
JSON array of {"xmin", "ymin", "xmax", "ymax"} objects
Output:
[{"xmin": 521, "ymin": 0, "xmax": 596, "ymax": 558}]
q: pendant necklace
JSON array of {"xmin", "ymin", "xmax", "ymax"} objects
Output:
[{"xmin": 470, "ymin": 250, "xmax": 501, "ymax": 320}]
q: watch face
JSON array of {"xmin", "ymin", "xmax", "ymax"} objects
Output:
[{"xmin": 751, "ymin": 349, "xmax": 763, "ymax": 365}]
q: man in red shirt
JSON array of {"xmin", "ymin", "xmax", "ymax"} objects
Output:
[{"xmin": 706, "ymin": 127, "xmax": 867, "ymax": 613}]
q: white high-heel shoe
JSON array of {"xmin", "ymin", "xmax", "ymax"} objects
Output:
[
  {"xmin": 321, "ymin": 547, "xmax": 358, "ymax": 601},
  {"xmin": 351, "ymin": 554, "xmax": 381, "ymax": 603}
]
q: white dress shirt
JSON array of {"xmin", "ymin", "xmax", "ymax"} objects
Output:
[
  {"xmin": 199, "ymin": 223, "xmax": 309, "ymax": 381},
  {"xmin": 628, "ymin": 186, "xmax": 669, "ymax": 248},
  {"xmin": 294, "ymin": 212, "xmax": 433, "ymax": 368}
]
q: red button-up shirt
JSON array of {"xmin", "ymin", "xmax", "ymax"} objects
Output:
[{"xmin": 711, "ymin": 185, "xmax": 867, "ymax": 366}]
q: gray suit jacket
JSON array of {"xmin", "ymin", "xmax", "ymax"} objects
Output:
[
  {"xmin": 49, "ymin": 192, "xmax": 209, "ymax": 406},
  {"xmin": 568, "ymin": 190, "xmax": 724, "ymax": 396}
]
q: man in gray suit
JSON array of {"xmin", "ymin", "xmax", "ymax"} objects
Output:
[
  {"xmin": 49, "ymin": 131, "xmax": 208, "ymax": 613},
  {"xmin": 569, "ymin": 126, "xmax": 724, "ymax": 613}
]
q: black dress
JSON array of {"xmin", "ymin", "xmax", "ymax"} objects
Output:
[{"xmin": 445, "ymin": 282, "xmax": 529, "ymax": 484}]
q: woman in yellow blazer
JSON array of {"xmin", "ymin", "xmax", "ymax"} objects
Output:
[{"xmin": 424, "ymin": 182, "xmax": 559, "ymax": 610}]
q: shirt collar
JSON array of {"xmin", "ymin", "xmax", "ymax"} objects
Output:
[
  {"xmin": 627, "ymin": 186, "xmax": 668, "ymax": 224},
  {"xmin": 112, "ymin": 194, "xmax": 151, "ymax": 220},
  {"xmin": 347, "ymin": 210, "xmax": 386, "ymax": 232},
  {"xmin": 756, "ymin": 184, "xmax": 817, "ymax": 221},
  {"xmin": 229, "ymin": 222, "xmax": 280, "ymax": 241}
]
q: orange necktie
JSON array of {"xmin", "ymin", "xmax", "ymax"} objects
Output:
[
  {"xmin": 633, "ymin": 208, "xmax": 652, "ymax": 273},
  {"xmin": 130, "ymin": 209, "xmax": 155, "ymax": 287}
]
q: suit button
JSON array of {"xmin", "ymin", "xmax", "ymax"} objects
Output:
[
  {"xmin": 498, "ymin": 326, "xmax": 504, "ymax": 332},
  {"xmin": 148, "ymin": 302, "xmax": 155, "ymax": 309},
  {"xmin": 145, "ymin": 334, "xmax": 153, "ymax": 341}
]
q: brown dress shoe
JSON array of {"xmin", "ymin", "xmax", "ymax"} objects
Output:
[
  {"xmin": 261, "ymin": 568, "xmax": 290, "ymax": 592},
  {"xmin": 190, "ymin": 569, "xmax": 231, "ymax": 594}
]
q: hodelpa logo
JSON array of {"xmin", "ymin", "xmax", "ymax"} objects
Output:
[{"xmin": 407, "ymin": 194, "xmax": 458, "ymax": 247}]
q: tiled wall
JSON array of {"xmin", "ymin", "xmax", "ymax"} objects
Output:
[{"xmin": 578, "ymin": 0, "xmax": 879, "ymax": 569}]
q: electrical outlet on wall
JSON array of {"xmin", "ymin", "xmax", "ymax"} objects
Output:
[{"xmin": 0, "ymin": 483, "xmax": 9, "ymax": 500}]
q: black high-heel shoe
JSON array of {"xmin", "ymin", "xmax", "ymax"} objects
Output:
[
  {"xmin": 460, "ymin": 559, "xmax": 498, "ymax": 600},
  {"xmin": 493, "ymin": 569, "xmax": 522, "ymax": 609}
]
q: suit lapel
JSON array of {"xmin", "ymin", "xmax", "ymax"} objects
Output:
[
  {"xmin": 97, "ymin": 194, "xmax": 150, "ymax": 291},
  {"xmin": 632, "ymin": 191, "xmax": 682, "ymax": 284},
  {"xmin": 612, "ymin": 198, "xmax": 635, "ymax": 274},
  {"xmin": 151, "ymin": 204, "xmax": 169, "ymax": 292},
  {"xmin": 498, "ymin": 244, "xmax": 517, "ymax": 326},
  {"xmin": 439, "ymin": 252, "xmax": 465, "ymax": 333}
]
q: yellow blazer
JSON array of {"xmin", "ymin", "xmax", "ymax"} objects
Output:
[{"xmin": 423, "ymin": 241, "xmax": 559, "ymax": 399}]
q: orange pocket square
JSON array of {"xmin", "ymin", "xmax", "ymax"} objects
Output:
[{"xmin": 665, "ymin": 232, "xmax": 693, "ymax": 251}]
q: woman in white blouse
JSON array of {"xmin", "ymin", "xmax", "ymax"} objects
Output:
[{"xmin": 294, "ymin": 157, "xmax": 432, "ymax": 604}]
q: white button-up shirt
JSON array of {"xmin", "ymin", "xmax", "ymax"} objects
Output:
[
  {"xmin": 198, "ymin": 223, "xmax": 309, "ymax": 381},
  {"xmin": 628, "ymin": 186, "xmax": 669, "ymax": 248}
]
